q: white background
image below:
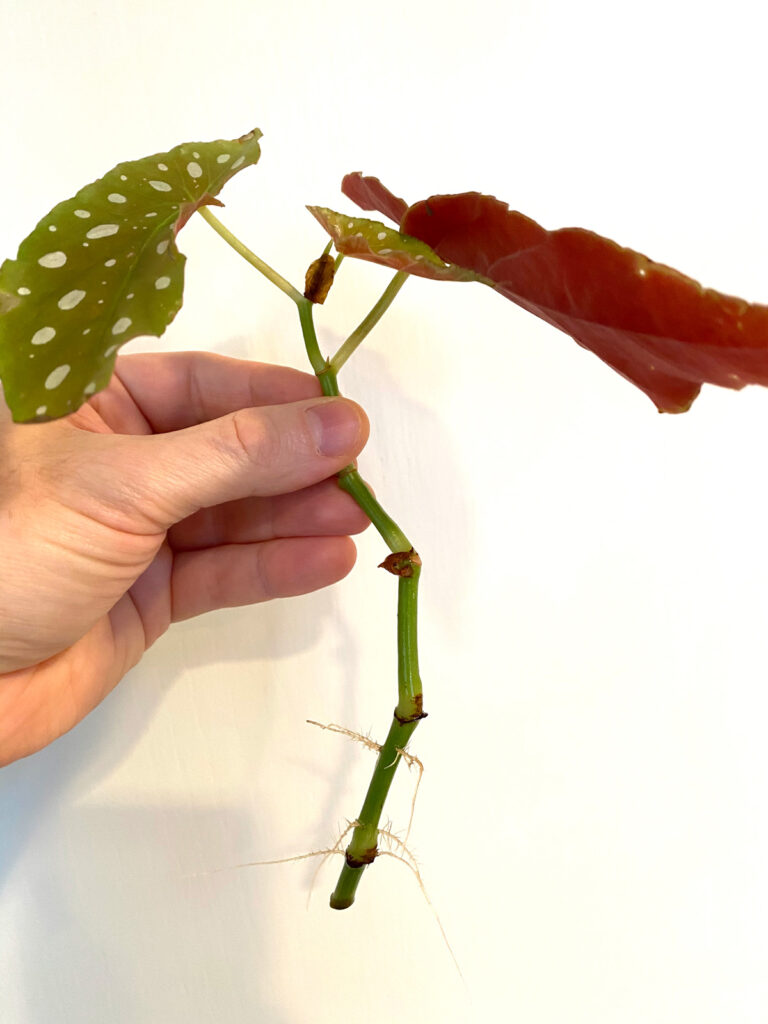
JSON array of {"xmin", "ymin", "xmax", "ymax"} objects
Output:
[{"xmin": 2, "ymin": 1, "xmax": 768, "ymax": 1021}]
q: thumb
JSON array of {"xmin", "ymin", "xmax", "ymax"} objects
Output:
[{"xmin": 82, "ymin": 396, "xmax": 369, "ymax": 532}]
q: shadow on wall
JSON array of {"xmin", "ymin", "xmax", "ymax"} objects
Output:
[
  {"xmin": 0, "ymin": 594, "xmax": 336, "ymax": 1022},
  {"xmin": 14, "ymin": 802, "xmax": 294, "ymax": 1023},
  {"xmin": 0, "ymin": 591, "xmax": 338, "ymax": 881}
]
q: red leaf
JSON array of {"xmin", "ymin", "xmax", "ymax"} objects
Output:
[
  {"xmin": 342, "ymin": 172, "xmax": 408, "ymax": 225},
  {"xmin": 343, "ymin": 176, "xmax": 768, "ymax": 413}
]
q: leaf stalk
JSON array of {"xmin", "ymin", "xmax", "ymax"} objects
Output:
[
  {"xmin": 330, "ymin": 271, "xmax": 408, "ymax": 371},
  {"xmin": 198, "ymin": 207, "xmax": 304, "ymax": 304}
]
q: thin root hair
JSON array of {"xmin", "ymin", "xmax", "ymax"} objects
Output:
[{"xmin": 306, "ymin": 719, "xmax": 382, "ymax": 753}]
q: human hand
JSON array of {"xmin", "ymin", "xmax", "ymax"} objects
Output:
[{"xmin": 0, "ymin": 351, "xmax": 370, "ymax": 766}]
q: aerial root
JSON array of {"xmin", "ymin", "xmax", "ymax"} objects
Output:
[
  {"xmin": 306, "ymin": 719, "xmax": 382, "ymax": 753},
  {"xmin": 396, "ymin": 747, "xmax": 424, "ymax": 847},
  {"xmin": 307, "ymin": 819, "xmax": 358, "ymax": 907},
  {"xmin": 372, "ymin": 838, "xmax": 463, "ymax": 980},
  {"xmin": 306, "ymin": 720, "xmax": 427, "ymax": 889},
  {"xmin": 190, "ymin": 720, "xmax": 457, "ymax": 972},
  {"xmin": 183, "ymin": 842, "xmax": 349, "ymax": 879},
  {"xmin": 185, "ymin": 818, "xmax": 461, "ymax": 978}
]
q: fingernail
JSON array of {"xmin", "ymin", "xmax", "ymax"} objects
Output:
[{"xmin": 306, "ymin": 399, "xmax": 361, "ymax": 457}]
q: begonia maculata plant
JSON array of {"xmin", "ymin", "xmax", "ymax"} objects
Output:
[{"xmin": 2, "ymin": 129, "xmax": 765, "ymax": 909}]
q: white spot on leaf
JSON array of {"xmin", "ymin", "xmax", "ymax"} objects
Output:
[
  {"xmin": 120, "ymin": 174, "xmax": 128, "ymax": 181},
  {"xmin": 31, "ymin": 326, "xmax": 56, "ymax": 345},
  {"xmin": 379, "ymin": 248, "xmax": 393, "ymax": 255},
  {"xmin": 38, "ymin": 251, "xmax": 67, "ymax": 268},
  {"xmin": 111, "ymin": 317, "xmax": 132, "ymax": 335},
  {"xmin": 104, "ymin": 344, "xmax": 118, "ymax": 357},
  {"xmin": 35, "ymin": 406, "xmax": 47, "ymax": 416},
  {"xmin": 86, "ymin": 224, "xmax": 119, "ymax": 239},
  {"xmin": 17, "ymin": 287, "xmax": 31, "ymax": 295},
  {"xmin": 58, "ymin": 289, "xmax": 86, "ymax": 310},
  {"xmin": 231, "ymin": 156, "xmax": 245, "ymax": 170},
  {"xmin": 145, "ymin": 212, "xmax": 158, "ymax": 218},
  {"xmin": 157, "ymin": 163, "xmax": 169, "ymax": 171},
  {"xmin": 193, "ymin": 152, "xmax": 200, "ymax": 159},
  {"xmin": 186, "ymin": 161, "xmax": 203, "ymax": 179},
  {"xmin": 84, "ymin": 382, "xmax": 97, "ymax": 395},
  {"xmin": 104, "ymin": 259, "xmax": 117, "ymax": 267},
  {"xmin": 44, "ymin": 364, "xmax": 70, "ymax": 389},
  {"xmin": 377, "ymin": 232, "xmax": 387, "ymax": 240},
  {"xmin": 217, "ymin": 153, "xmax": 231, "ymax": 164},
  {"xmin": 154, "ymin": 276, "xmax": 171, "ymax": 290},
  {"xmin": 74, "ymin": 209, "xmax": 91, "ymax": 219},
  {"xmin": 156, "ymin": 240, "xmax": 169, "ymax": 255},
  {"xmin": 108, "ymin": 193, "xmax": 127, "ymax": 203},
  {"xmin": 48, "ymin": 225, "xmax": 57, "ymax": 232},
  {"xmin": 149, "ymin": 180, "xmax": 172, "ymax": 192}
]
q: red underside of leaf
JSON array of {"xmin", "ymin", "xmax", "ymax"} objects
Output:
[
  {"xmin": 175, "ymin": 193, "xmax": 225, "ymax": 235},
  {"xmin": 342, "ymin": 172, "xmax": 408, "ymax": 225},
  {"xmin": 344, "ymin": 177, "xmax": 768, "ymax": 413}
]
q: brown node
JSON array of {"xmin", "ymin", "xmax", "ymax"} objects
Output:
[
  {"xmin": 378, "ymin": 548, "xmax": 422, "ymax": 577},
  {"xmin": 345, "ymin": 846, "xmax": 378, "ymax": 869},
  {"xmin": 304, "ymin": 252, "xmax": 336, "ymax": 304},
  {"xmin": 394, "ymin": 694, "xmax": 427, "ymax": 725}
]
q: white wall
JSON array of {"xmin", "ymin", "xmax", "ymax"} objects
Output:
[{"xmin": 2, "ymin": 1, "xmax": 768, "ymax": 1020}]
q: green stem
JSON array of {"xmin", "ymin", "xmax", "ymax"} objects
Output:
[
  {"xmin": 198, "ymin": 207, "xmax": 304, "ymax": 304},
  {"xmin": 330, "ymin": 713, "xmax": 421, "ymax": 910},
  {"xmin": 298, "ymin": 290, "xmax": 425, "ymax": 910},
  {"xmin": 396, "ymin": 570, "xmax": 422, "ymax": 719},
  {"xmin": 328, "ymin": 512, "xmax": 424, "ymax": 909},
  {"xmin": 298, "ymin": 298, "xmax": 333, "ymax": 380},
  {"xmin": 336, "ymin": 467, "xmax": 411, "ymax": 553},
  {"xmin": 204, "ymin": 216, "xmax": 424, "ymax": 910},
  {"xmin": 330, "ymin": 271, "xmax": 408, "ymax": 372}
]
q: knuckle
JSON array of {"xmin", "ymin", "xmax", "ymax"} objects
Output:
[{"xmin": 224, "ymin": 408, "xmax": 283, "ymax": 472}]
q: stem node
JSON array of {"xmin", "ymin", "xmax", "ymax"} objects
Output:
[
  {"xmin": 345, "ymin": 847, "xmax": 377, "ymax": 869},
  {"xmin": 394, "ymin": 699, "xmax": 428, "ymax": 725},
  {"xmin": 379, "ymin": 548, "xmax": 422, "ymax": 577}
]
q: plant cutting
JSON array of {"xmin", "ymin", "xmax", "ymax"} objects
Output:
[{"xmin": 3, "ymin": 128, "xmax": 768, "ymax": 909}]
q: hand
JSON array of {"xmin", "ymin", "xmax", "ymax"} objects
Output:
[{"xmin": 0, "ymin": 351, "xmax": 370, "ymax": 766}]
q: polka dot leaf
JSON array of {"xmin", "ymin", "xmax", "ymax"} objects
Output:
[
  {"xmin": 307, "ymin": 206, "xmax": 487, "ymax": 286},
  {"xmin": 0, "ymin": 129, "xmax": 262, "ymax": 422},
  {"xmin": 332, "ymin": 171, "xmax": 768, "ymax": 414}
]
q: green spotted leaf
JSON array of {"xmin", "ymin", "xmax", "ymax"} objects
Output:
[
  {"xmin": 0, "ymin": 129, "xmax": 262, "ymax": 422},
  {"xmin": 307, "ymin": 206, "xmax": 489, "ymax": 285}
]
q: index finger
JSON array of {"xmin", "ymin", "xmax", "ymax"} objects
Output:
[{"xmin": 113, "ymin": 350, "xmax": 322, "ymax": 432}]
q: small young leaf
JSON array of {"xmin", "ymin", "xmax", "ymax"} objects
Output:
[
  {"xmin": 0, "ymin": 129, "xmax": 262, "ymax": 422},
  {"xmin": 307, "ymin": 207, "xmax": 483, "ymax": 285},
  {"xmin": 336, "ymin": 173, "xmax": 768, "ymax": 414}
]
